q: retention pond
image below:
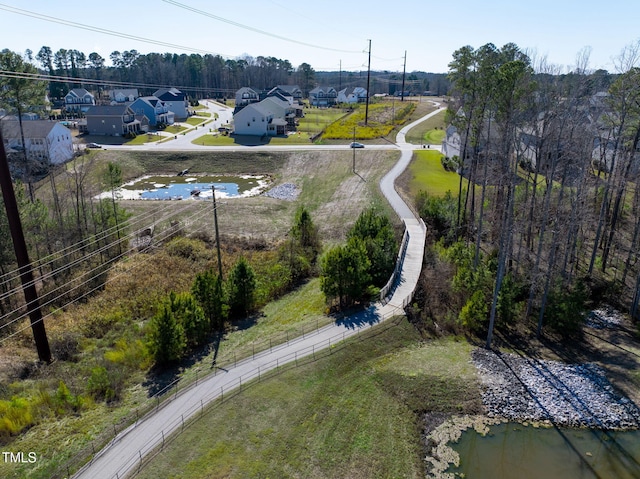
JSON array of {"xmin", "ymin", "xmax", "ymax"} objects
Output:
[
  {"xmin": 103, "ymin": 174, "xmax": 269, "ymax": 200},
  {"xmin": 446, "ymin": 422, "xmax": 640, "ymax": 479}
]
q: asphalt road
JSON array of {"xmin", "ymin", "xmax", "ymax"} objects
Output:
[{"xmin": 72, "ymin": 105, "xmax": 444, "ymax": 479}]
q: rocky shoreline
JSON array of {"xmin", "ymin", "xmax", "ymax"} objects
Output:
[{"xmin": 471, "ymin": 347, "xmax": 640, "ymax": 429}]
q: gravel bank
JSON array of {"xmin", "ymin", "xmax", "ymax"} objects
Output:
[
  {"xmin": 472, "ymin": 348, "xmax": 640, "ymax": 429},
  {"xmin": 262, "ymin": 182, "xmax": 300, "ymax": 201}
]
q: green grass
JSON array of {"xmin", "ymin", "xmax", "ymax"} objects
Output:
[
  {"xmin": 408, "ymin": 150, "xmax": 467, "ymax": 197},
  {"xmin": 404, "ymin": 110, "xmax": 446, "ymax": 144},
  {"xmin": 186, "ymin": 117, "xmax": 205, "ymax": 126},
  {"xmin": 124, "ymin": 133, "xmax": 163, "ymax": 145},
  {"xmin": 136, "ymin": 322, "xmax": 481, "ymax": 479},
  {"xmin": 164, "ymin": 124, "xmax": 188, "ymax": 134}
]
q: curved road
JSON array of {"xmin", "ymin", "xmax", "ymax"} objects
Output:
[{"xmin": 73, "ymin": 105, "xmax": 445, "ymax": 479}]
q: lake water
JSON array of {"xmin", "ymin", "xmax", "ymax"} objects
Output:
[
  {"xmin": 447, "ymin": 422, "xmax": 640, "ymax": 479},
  {"xmin": 114, "ymin": 174, "xmax": 268, "ymax": 200}
]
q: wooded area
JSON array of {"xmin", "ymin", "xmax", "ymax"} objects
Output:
[{"xmin": 417, "ymin": 42, "xmax": 640, "ymax": 345}]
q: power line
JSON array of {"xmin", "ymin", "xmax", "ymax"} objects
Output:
[
  {"xmin": 0, "ymin": 70, "xmax": 237, "ymax": 95},
  {"xmin": 161, "ymin": 0, "xmax": 363, "ymax": 55},
  {"xmin": 0, "ymin": 197, "xmax": 179, "ymax": 289},
  {"xmin": 0, "ymin": 3, "xmax": 236, "ymax": 59},
  {"xmin": 0, "ymin": 202, "xmax": 216, "ymax": 336}
]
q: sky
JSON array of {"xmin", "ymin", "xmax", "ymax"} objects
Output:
[{"xmin": 1, "ymin": 0, "xmax": 639, "ymax": 74}]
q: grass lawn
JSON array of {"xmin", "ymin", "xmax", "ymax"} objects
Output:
[
  {"xmin": 164, "ymin": 124, "xmax": 188, "ymax": 134},
  {"xmin": 124, "ymin": 133, "xmax": 164, "ymax": 145},
  {"xmin": 186, "ymin": 117, "xmax": 206, "ymax": 126},
  {"xmin": 136, "ymin": 321, "xmax": 481, "ymax": 479},
  {"xmin": 408, "ymin": 150, "xmax": 466, "ymax": 197},
  {"xmin": 404, "ymin": 110, "xmax": 447, "ymax": 145}
]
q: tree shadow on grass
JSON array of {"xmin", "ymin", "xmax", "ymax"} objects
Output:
[
  {"xmin": 142, "ymin": 337, "xmax": 217, "ymax": 398},
  {"xmin": 335, "ymin": 304, "xmax": 381, "ymax": 329}
]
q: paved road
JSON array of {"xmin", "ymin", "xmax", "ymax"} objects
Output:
[{"xmin": 73, "ymin": 105, "xmax": 444, "ymax": 479}]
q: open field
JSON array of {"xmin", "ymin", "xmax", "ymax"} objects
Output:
[
  {"xmin": 91, "ymin": 148, "xmax": 400, "ymax": 242},
  {"xmin": 398, "ymin": 149, "xmax": 467, "ymax": 198},
  {"xmin": 135, "ymin": 320, "xmax": 482, "ymax": 479}
]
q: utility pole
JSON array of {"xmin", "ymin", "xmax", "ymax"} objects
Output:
[
  {"xmin": 365, "ymin": 39, "xmax": 372, "ymax": 126},
  {"xmin": 401, "ymin": 50, "xmax": 407, "ymax": 102},
  {"xmin": 0, "ymin": 133, "xmax": 51, "ymax": 362},
  {"xmin": 211, "ymin": 185, "xmax": 223, "ymax": 279},
  {"xmin": 339, "ymin": 60, "xmax": 342, "ymax": 92},
  {"xmin": 352, "ymin": 127, "xmax": 356, "ymax": 173}
]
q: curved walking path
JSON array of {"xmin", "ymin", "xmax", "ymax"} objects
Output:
[{"xmin": 73, "ymin": 106, "xmax": 444, "ymax": 479}]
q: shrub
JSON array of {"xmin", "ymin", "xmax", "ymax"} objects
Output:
[
  {"xmin": 458, "ymin": 290, "xmax": 488, "ymax": 331},
  {"xmin": 544, "ymin": 281, "xmax": 588, "ymax": 339}
]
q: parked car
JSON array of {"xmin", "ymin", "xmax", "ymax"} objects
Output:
[
  {"xmin": 86, "ymin": 142, "xmax": 102, "ymax": 148},
  {"xmin": 349, "ymin": 142, "xmax": 365, "ymax": 148}
]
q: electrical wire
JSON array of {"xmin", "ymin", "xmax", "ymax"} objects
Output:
[
  {"xmin": 0, "ymin": 198, "xmax": 180, "ymax": 291},
  {"xmin": 161, "ymin": 0, "xmax": 363, "ymax": 55},
  {"xmin": 0, "ymin": 3, "xmax": 236, "ymax": 59},
  {"xmin": 0, "ymin": 201, "xmax": 215, "ymax": 337},
  {"xmin": 0, "ymin": 199, "xmax": 207, "ymax": 324},
  {"xmin": 0, "ymin": 204, "xmax": 213, "ymax": 345}
]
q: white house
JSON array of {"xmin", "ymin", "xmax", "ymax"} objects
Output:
[
  {"xmin": 337, "ymin": 86, "xmax": 367, "ymax": 104},
  {"xmin": 1, "ymin": 120, "xmax": 74, "ymax": 165},
  {"xmin": 109, "ymin": 89, "xmax": 139, "ymax": 104},
  {"xmin": 233, "ymin": 102, "xmax": 287, "ymax": 137}
]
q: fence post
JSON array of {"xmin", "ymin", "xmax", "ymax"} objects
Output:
[{"xmin": 162, "ymin": 430, "xmax": 165, "ymax": 449}]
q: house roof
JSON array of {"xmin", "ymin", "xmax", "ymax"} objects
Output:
[
  {"xmin": 110, "ymin": 88, "xmax": 139, "ymax": 99},
  {"xmin": 0, "ymin": 119, "xmax": 61, "ymax": 139},
  {"xmin": 154, "ymin": 88, "xmax": 186, "ymax": 101},
  {"xmin": 277, "ymin": 85, "xmax": 301, "ymax": 94},
  {"xmin": 261, "ymin": 96, "xmax": 290, "ymax": 110},
  {"xmin": 133, "ymin": 96, "xmax": 163, "ymax": 108},
  {"xmin": 86, "ymin": 105, "xmax": 134, "ymax": 116},
  {"xmin": 67, "ymin": 88, "xmax": 92, "ymax": 98},
  {"xmin": 236, "ymin": 87, "xmax": 258, "ymax": 96}
]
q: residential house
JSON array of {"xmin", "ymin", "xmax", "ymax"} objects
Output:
[
  {"xmin": 109, "ymin": 89, "xmax": 139, "ymax": 104},
  {"xmin": 233, "ymin": 101, "xmax": 287, "ymax": 137},
  {"xmin": 64, "ymin": 88, "xmax": 95, "ymax": 114},
  {"xmin": 337, "ymin": 86, "xmax": 367, "ymax": 104},
  {"xmin": 153, "ymin": 88, "xmax": 190, "ymax": 120},
  {"xmin": 1, "ymin": 120, "xmax": 74, "ymax": 165},
  {"xmin": 82, "ymin": 105, "xmax": 144, "ymax": 136},
  {"xmin": 260, "ymin": 96, "xmax": 296, "ymax": 129},
  {"xmin": 129, "ymin": 96, "xmax": 175, "ymax": 127},
  {"xmin": 442, "ymin": 125, "xmax": 462, "ymax": 159},
  {"xmin": 235, "ymin": 87, "xmax": 260, "ymax": 109},
  {"xmin": 309, "ymin": 86, "xmax": 337, "ymax": 107},
  {"xmin": 277, "ymin": 85, "xmax": 303, "ymax": 102}
]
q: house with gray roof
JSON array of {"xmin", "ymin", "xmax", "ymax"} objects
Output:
[
  {"xmin": 153, "ymin": 88, "xmax": 190, "ymax": 120},
  {"xmin": 309, "ymin": 86, "xmax": 337, "ymax": 107},
  {"xmin": 82, "ymin": 105, "xmax": 144, "ymax": 136},
  {"xmin": 109, "ymin": 89, "xmax": 139, "ymax": 104},
  {"xmin": 337, "ymin": 86, "xmax": 367, "ymax": 104},
  {"xmin": 1, "ymin": 120, "xmax": 74, "ymax": 165},
  {"xmin": 129, "ymin": 96, "xmax": 174, "ymax": 127},
  {"xmin": 233, "ymin": 101, "xmax": 287, "ymax": 137},
  {"xmin": 64, "ymin": 88, "xmax": 95, "ymax": 114}
]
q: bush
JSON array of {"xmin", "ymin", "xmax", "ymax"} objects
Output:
[
  {"xmin": 544, "ymin": 281, "xmax": 588, "ymax": 339},
  {"xmin": 458, "ymin": 290, "xmax": 488, "ymax": 331}
]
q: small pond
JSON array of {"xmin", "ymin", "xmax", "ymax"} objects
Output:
[
  {"xmin": 105, "ymin": 174, "xmax": 269, "ymax": 200},
  {"xmin": 447, "ymin": 422, "xmax": 640, "ymax": 479}
]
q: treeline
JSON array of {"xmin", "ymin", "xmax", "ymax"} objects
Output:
[
  {"xmin": 416, "ymin": 42, "xmax": 640, "ymax": 343},
  {"xmin": 33, "ymin": 46, "xmax": 315, "ymax": 99}
]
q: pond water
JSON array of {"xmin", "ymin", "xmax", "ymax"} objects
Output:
[
  {"xmin": 447, "ymin": 422, "xmax": 640, "ymax": 479},
  {"xmin": 110, "ymin": 174, "xmax": 268, "ymax": 200}
]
